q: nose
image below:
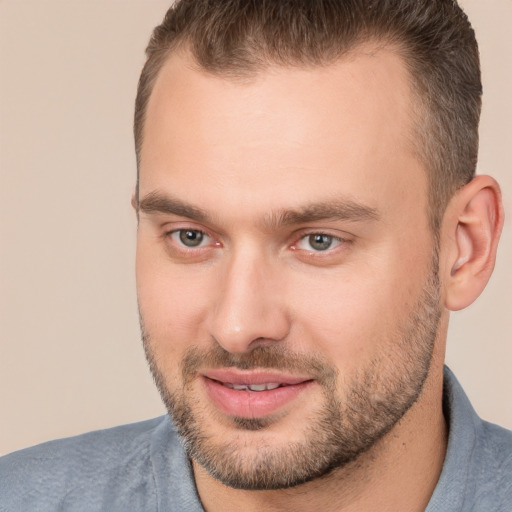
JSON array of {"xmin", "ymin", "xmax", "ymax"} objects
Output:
[{"xmin": 208, "ymin": 247, "xmax": 290, "ymax": 353}]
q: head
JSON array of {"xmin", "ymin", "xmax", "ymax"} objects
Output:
[{"xmin": 133, "ymin": 0, "xmax": 503, "ymax": 493}]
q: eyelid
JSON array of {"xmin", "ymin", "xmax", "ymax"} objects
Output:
[
  {"xmin": 169, "ymin": 228, "xmax": 211, "ymax": 247},
  {"xmin": 164, "ymin": 224, "xmax": 221, "ymax": 251},
  {"xmin": 289, "ymin": 229, "xmax": 350, "ymax": 254},
  {"xmin": 298, "ymin": 234, "xmax": 342, "ymax": 251}
]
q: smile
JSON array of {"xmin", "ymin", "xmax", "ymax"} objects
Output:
[
  {"xmin": 201, "ymin": 370, "xmax": 314, "ymax": 418},
  {"xmin": 221, "ymin": 382, "xmax": 284, "ymax": 391}
]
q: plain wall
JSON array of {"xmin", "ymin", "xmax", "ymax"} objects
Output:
[{"xmin": 1, "ymin": 0, "xmax": 511, "ymax": 455}]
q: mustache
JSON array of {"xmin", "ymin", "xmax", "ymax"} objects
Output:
[
  {"xmin": 180, "ymin": 343, "xmax": 338, "ymax": 386},
  {"xmin": 139, "ymin": 316, "xmax": 337, "ymax": 386}
]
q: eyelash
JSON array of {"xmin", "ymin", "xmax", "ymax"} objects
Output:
[
  {"xmin": 166, "ymin": 228, "xmax": 217, "ymax": 251},
  {"xmin": 164, "ymin": 228, "xmax": 350, "ymax": 260},
  {"xmin": 290, "ymin": 231, "xmax": 348, "ymax": 254}
]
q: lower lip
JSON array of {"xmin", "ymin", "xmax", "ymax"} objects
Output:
[{"xmin": 202, "ymin": 377, "xmax": 313, "ymax": 418}]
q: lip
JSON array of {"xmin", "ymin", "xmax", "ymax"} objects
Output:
[
  {"xmin": 201, "ymin": 369, "xmax": 314, "ymax": 419},
  {"xmin": 203, "ymin": 368, "xmax": 311, "ymax": 386}
]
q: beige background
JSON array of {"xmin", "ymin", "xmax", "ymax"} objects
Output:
[{"xmin": 1, "ymin": 0, "xmax": 510, "ymax": 455}]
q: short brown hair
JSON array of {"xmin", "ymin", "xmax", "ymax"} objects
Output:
[{"xmin": 134, "ymin": 0, "xmax": 481, "ymax": 230}]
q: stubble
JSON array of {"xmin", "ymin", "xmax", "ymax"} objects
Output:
[{"xmin": 141, "ymin": 253, "xmax": 441, "ymax": 490}]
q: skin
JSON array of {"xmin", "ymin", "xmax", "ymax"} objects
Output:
[{"xmin": 135, "ymin": 47, "xmax": 503, "ymax": 511}]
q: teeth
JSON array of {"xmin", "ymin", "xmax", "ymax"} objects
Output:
[
  {"xmin": 232, "ymin": 384, "xmax": 249, "ymax": 390},
  {"xmin": 258, "ymin": 383, "xmax": 280, "ymax": 391},
  {"xmin": 224, "ymin": 382, "xmax": 282, "ymax": 391},
  {"xmin": 247, "ymin": 384, "xmax": 268, "ymax": 391}
]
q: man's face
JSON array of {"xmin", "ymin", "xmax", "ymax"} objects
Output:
[{"xmin": 136, "ymin": 49, "xmax": 442, "ymax": 489}]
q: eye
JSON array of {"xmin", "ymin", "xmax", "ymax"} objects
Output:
[
  {"xmin": 296, "ymin": 233, "xmax": 342, "ymax": 252},
  {"xmin": 170, "ymin": 229, "xmax": 211, "ymax": 248}
]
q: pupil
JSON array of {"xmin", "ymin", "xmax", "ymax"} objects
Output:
[
  {"xmin": 309, "ymin": 234, "xmax": 332, "ymax": 251},
  {"xmin": 180, "ymin": 230, "xmax": 203, "ymax": 247}
]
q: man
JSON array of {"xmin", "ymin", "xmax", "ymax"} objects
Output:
[{"xmin": 1, "ymin": 0, "xmax": 510, "ymax": 510}]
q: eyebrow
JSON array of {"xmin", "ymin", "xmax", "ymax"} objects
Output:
[
  {"xmin": 263, "ymin": 200, "xmax": 380, "ymax": 229},
  {"xmin": 138, "ymin": 191, "xmax": 210, "ymax": 223},
  {"xmin": 138, "ymin": 190, "xmax": 379, "ymax": 227}
]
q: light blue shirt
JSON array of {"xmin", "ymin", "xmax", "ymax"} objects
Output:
[{"xmin": 1, "ymin": 367, "xmax": 511, "ymax": 511}]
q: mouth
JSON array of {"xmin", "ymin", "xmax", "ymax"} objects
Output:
[
  {"xmin": 201, "ymin": 369, "xmax": 314, "ymax": 419},
  {"xmin": 221, "ymin": 382, "xmax": 284, "ymax": 391}
]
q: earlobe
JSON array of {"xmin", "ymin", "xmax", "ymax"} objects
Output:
[{"xmin": 443, "ymin": 175, "xmax": 504, "ymax": 311}]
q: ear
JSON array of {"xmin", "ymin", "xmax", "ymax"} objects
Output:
[
  {"xmin": 442, "ymin": 175, "xmax": 504, "ymax": 311},
  {"xmin": 131, "ymin": 190, "xmax": 140, "ymax": 222}
]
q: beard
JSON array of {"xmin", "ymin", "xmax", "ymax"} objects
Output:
[{"xmin": 141, "ymin": 254, "xmax": 441, "ymax": 491}]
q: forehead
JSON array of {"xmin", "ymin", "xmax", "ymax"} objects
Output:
[{"xmin": 139, "ymin": 48, "xmax": 427, "ymax": 222}]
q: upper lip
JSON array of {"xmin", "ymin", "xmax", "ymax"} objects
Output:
[{"xmin": 202, "ymin": 368, "xmax": 312, "ymax": 386}]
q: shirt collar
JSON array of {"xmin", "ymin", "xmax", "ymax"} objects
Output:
[{"xmin": 426, "ymin": 366, "xmax": 480, "ymax": 511}]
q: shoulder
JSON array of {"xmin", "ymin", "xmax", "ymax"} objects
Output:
[
  {"xmin": 470, "ymin": 419, "xmax": 512, "ymax": 508},
  {"xmin": 433, "ymin": 368, "xmax": 512, "ymax": 511},
  {"xmin": 479, "ymin": 419, "xmax": 512, "ymax": 462},
  {"xmin": 1, "ymin": 416, "xmax": 165, "ymax": 475},
  {"xmin": 0, "ymin": 416, "xmax": 174, "ymax": 512}
]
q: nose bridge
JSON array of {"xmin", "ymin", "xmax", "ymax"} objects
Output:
[{"xmin": 210, "ymin": 243, "xmax": 289, "ymax": 353}]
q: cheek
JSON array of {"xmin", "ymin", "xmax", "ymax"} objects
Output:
[
  {"xmin": 291, "ymin": 280, "xmax": 383, "ymax": 370},
  {"xmin": 136, "ymin": 244, "xmax": 213, "ymax": 358},
  {"xmin": 289, "ymin": 256, "xmax": 428, "ymax": 373}
]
